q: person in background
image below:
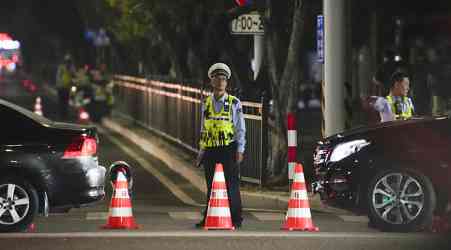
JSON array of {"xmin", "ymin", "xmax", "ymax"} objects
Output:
[
  {"xmin": 372, "ymin": 49, "xmax": 408, "ymax": 96},
  {"xmin": 97, "ymin": 63, "xmax": 114, "ymax": 116},
  {"xmin": 370, "ymin": 71, "xmax": 414, "ymax": 122},
  {"xmin": 90, "ymin": 65, "xmax": 108, "ymax": 122},
  {"xmin": 74, "ymin": 64, "xmax": 91, "ymax": 89},
  {"xmin": 72, "ymin": 64, "xmax": 93, "ymax": 107},
  {"xmin": 195, "ymin": 63, "xmax": 246, "ymax": 229},
  {"xmin": 55, "ymin": 54, "xmax": 75, "ymax": 119}
]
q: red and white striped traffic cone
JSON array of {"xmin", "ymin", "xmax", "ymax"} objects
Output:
[
  {"xmin": 282, "ymin": 163, "xmax": 319, "ymax": 231},
  {"xmin": 34, "ymin": 97, "xmax": 43, "ymax": 116},
  {"xmin": 103, "ymin": 169, "xmax": 139, "ymax": 229},
  {"xmin": 78, "ymin": 107, "xmax": 90, "ymax": 124},
  {"xmin": 287, "ymin": 113, "xmax": 297, "ymax": 181},
  {"xmin": 204, "ymin": 163, "xmax": 235, "ymax": 230}
]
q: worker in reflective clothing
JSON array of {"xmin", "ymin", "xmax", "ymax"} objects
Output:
[
  {"xmin": 91, "ymin": 64, "xmax": 111, "ymax": 121},
  {"xmin": 195, "ymin": 63, "xmax": 246, "ymax": 229},
  {"xmin": 56, "ymin": 54, "xmax": 75, "ymax": 119},
  {"xmin": 371, "ymin": 71, "xmax": 414, "ymax": 122}
]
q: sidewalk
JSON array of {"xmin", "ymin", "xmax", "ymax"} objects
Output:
[{"xmin": 101, "ymin": 114, "xmax": 353, "ymax": 215}]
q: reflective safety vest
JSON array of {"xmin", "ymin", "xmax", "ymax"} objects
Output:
[
  {"xmin": 57, "ymin": 65, "xmax": 72, "ymax": 88},
  {"xmin": 199, "ymin": 95, "xmax": 236, "ymax": 149},
  {"xmin": 94, "ymin": 85, "xmax": 107, "ymax": 101},
  {"xmin": 386, "ymin": 95, "xmax": 413, "ymax": 120}
]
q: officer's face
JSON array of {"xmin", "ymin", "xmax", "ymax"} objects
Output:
[
  {"xmin": 211, "ymin": 74, "xmax": 228, "ymax": 92},
  {"xmin": 395, "ymin": 77, "xmax": 410, "ymax": 96}
]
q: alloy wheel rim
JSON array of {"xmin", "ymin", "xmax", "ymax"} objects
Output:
[
  {"xmin": 0, "ymin": 184, "xmax": 30, "ymax": 225},
  {"xmin": 372, "ymin": 173, "xmax": 424, "ymax": 225}
]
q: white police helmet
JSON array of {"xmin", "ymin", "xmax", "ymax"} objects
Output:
[{"xmin": 208, "ymin": 63, "xmax": 231, "ymax": 80}]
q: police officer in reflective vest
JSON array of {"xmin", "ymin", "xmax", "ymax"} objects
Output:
[
  {"xmin": 371, "ymin": 71, "xmax": 414, "ymax": 122},
  {"xmin": 195, "ymin": 63, "xmax": 246, "ymax": 229}
]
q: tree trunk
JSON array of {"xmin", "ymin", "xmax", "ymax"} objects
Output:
[{"xmin": 265, "ymin": 0, "xmax": 309, "ymax": 185}]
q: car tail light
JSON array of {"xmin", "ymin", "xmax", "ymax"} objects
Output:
[{"xmin": 62, "ymin": 135, "xmax": 97, "ymax": 159}]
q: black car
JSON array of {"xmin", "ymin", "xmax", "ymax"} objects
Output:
[
  {"xmin": 0, "ymin": 99, "xmax": 105, "ymax": 232},
  {"xmin": 313, "ymin": 117, "xmax": 451, "ymax": 232}
]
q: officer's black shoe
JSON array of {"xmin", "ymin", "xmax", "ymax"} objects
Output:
[{"xmin": 233, "ymin": 222, "xmax": 242, "ymax": 229}]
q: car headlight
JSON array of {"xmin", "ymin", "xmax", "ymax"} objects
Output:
[{"xmin": 329, "ymin": 139, "xmax": 370, "ymax": 162}]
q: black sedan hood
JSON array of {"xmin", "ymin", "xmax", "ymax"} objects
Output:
[{"xmin": 322, "ymin": 116, "xmax": 446, "ymax": 145}]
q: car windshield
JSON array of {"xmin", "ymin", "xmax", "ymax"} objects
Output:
[{"xmin": 0, "ymin": 99, "xmax": 53, "ymax": 127}]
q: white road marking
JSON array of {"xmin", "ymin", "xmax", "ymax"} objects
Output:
[
  {"xmin": 0, "ymin": 231, "xmax": 438, "ymax": 239},
  {"xmin": 97, "ymin": 126, "xmax": 202, "ymax": 208}
]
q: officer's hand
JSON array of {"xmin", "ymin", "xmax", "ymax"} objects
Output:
[{"xmin": 236, "ymin": 152, "xmax": 244, "ymax": 164}]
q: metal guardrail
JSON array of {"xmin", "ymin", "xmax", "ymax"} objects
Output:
[{"xmin": 112, "ymin": 75, "xmax": 265, "ymax": 184}]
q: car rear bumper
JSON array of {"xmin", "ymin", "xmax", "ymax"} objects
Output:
[
  {"xmin": 76, "ymin": 164, "xmax": 106, "ymax": 205},
  {"xmin": 48, "ymin": 162, "xmax": 106, "ymax": 207}
]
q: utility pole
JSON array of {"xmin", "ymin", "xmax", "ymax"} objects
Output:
[{"xmin": 324, "ymin": 0, "xmax": 346, "ymax": 136}]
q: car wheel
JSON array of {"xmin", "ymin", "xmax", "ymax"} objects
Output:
[
  {"xmin": 367, "ymin": 169, "xmax": 436, "ymax": 232},
  {"xmin": 0, "ymin": 176, "xmax": 39, "ymax": 232}
]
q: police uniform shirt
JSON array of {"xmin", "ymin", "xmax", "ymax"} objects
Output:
[
  {"xmin": 372, "ymin": 96, "xmax": 414, "ymax": 122},
  {"xmin": 200, "ymin": 93, "xmax": 246, "ymax": 153}
]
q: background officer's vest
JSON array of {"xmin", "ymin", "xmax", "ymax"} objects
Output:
[
  {"xmin": 200, "ymin": 95, "xmax": 235, "ymax": 148},
  {"xmin": 57, "ymin": 65, "xmax": 72, "ymax": 88},
  {"xmin": 386, "ymin": 95, "xmax": 413, "ymax": 120}
]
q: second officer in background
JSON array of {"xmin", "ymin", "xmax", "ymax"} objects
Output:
[{"xmin": 196, "ymin": 63, "xmax": 246, "ymax": 229}]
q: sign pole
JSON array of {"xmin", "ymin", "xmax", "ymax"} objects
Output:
[{"xmin": 253, "ymin": 34, "xmax": 264, "ymax": 80}]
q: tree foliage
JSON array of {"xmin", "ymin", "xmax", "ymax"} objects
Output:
[
  {"xmin": 76, "ymin": 0, "xmax": 254, "ymax": 90},
  {"xmin": 76, "ymin": 0, "xmax": 316, "ymax": 184}
]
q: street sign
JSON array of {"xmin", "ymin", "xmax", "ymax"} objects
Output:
[
  {"xmin": 316, "ymin": 15, "xmax": 324, "ymax": 64},
  {"xmin": 231, "ymin": 13, "xmax": 264, "ymax": 35}
]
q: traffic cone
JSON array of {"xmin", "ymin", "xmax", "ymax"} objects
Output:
[
  {"xmin": 34, "ymin": 97, "xmax": 43, "ymax": 116},
  {"xmin": 204, "ymin": 163, "xmax": 235, "ymax": 230},
  {"xmin": 102, "ymin": 169, "xmax": 139, "ymax": 229},
  {"xmin": 78, "ymin": 107, "xmax": 90, "ymax": 123},
  {"xmin": 282, "ymin": 163, "xmax": 319, "ymax": 231}
]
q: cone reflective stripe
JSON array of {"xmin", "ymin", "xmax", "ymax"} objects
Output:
[
  {"xmin": 34, "ymin": 97, "xmax": 43, "ymax": 116},
  {"xmin": 287, "ymin": 113, "xmax": 296, "ymax": 180},
  {"xmin": 282, "ymin": 163, "xmax": 319, "ymax": 231},
  {"xmin": 204, "ymin": 163, "xmax": 235, "ymax": 230},
  {"xmin": 103, "ymin": 170, "xmax": 139, "ymax": 229}
]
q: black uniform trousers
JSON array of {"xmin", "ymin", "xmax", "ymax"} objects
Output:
[{"xmin": 202, "ymin": 142, "xmax": 242, "ymax": 225}]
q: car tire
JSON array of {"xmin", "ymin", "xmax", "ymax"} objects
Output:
[
  {"xmin": 367, "ymin": 169, "xmax": 436, "ymax": 232},
  {"xmin": 0, "ymin": 176, "xmax": 39, "ymax": 233}
]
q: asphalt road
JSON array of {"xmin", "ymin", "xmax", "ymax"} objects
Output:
[{"xmin": 0, "ymin": 74, "xmax": 449, "ymax": 250}]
